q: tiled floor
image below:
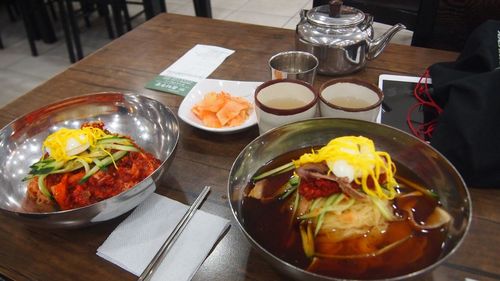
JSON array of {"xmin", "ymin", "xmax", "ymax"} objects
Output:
[{"xmin": 0, "ymin": 0, "xmax": 413, "ymax": 109}]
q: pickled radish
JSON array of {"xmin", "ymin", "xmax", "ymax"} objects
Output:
[{"xmin": 192, "ymin": 91, "xmax": 252, "ymax": 128}]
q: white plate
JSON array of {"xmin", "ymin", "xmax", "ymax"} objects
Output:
[{"xmin": 178, "ymin": 79, "xmax": 262, "ymax": 133}]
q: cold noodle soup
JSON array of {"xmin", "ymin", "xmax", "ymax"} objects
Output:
[{"xmin": 242, "ymin": 136, "xmax": 451, "ymax": 279}]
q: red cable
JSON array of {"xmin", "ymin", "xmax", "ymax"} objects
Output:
[{"xmin": 406, "ymin": 69, "xmax": 443, "ymax": 140}]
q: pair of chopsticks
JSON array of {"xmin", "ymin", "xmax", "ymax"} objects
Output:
[{"xmin": 138, "ymin": 185, "xmax": 211, "ymax": 281}]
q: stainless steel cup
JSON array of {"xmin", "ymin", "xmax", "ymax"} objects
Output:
[{"xmin": 269, "ymin": 51, "xmax": 319, "ymax": 85}]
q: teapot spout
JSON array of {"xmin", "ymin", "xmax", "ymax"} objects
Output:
[{"xmin": 367, "ymin": 23, "xmax": 406, "ymax": 60}]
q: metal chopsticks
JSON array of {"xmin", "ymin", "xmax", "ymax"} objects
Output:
[{"xmin": 138, "ymin": 185, "xmax": 211, "ymax": 281}]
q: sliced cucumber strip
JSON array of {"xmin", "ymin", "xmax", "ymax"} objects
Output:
[
  {"xmin": 37, "ymin": 175, "xmax": 52, "ymax": 198},
  {"xmin": 99, "ymin": 144, "xmax": 139, "ymax": 152},
  {"xmin": 253, "ymin": 162, "xmax": 295, "ymax": 181},
  {"xmin": 97, "ymin": 136, "xmax": 133, "ymax": 145},
  {"xmin": 79, "ymin": 150, "xmax": 128, "ymax": 183}
]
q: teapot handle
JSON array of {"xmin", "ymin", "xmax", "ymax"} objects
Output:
[
  {"xmin": 297, "ymin": 9, "xmax": 309, "ymax": 32},
  {"xmin": 300, "ymin": 9, "xmax": 308, "ymax": 21},
  {"xmin": 361, "ymin": 13, "xmax": 374, "ymax": 31}
]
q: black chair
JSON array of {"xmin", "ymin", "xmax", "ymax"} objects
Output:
[
  {"xmin": 60, "ymin": 0, "xmax": 213, "ymax": 62},
  {"xmin": 312, "ymin": 0, "xmax": 421, "ymax": 29},
  {"xmin": 60, "ymin": 0, "xmax": 132, "ymax": 61},
  {"xmin": 137, "ymin": 0, "xmax": 211, "ymax": 19},
  {"xmin": 14, "ymin": 0, "xmax": 212, "ymax": 62},
  {"xmin": 413, "ymin": 0, "xmax": 500, "ymax": 51},
  {"xmin": 14, "ymin": 0, "xmax": 109, "ymax": 61},
  {"xmin": 312, "ymin": 0, "xmax": 500, "ymax": 52},
  {"xmin": 94, "ymin": 0, "xmax": 212, "ymax": 38}
]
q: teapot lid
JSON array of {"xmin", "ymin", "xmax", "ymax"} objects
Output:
[{"xmin": 306, "ymin": 1, "xmax": 365, "ymax": 28}]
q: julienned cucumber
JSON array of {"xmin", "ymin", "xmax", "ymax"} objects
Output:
[
  {"xmin": 25, "ymin": 136, "xmax": 136, "ymax": 178},
  {"xmin": 37, "ymin": 174, "xmax": 51, "ymax": 198},
  {"xmin": 79, "ymin": 150, "xmax": 129, "ymax": 183},
  {"xmin": 97, "ymin": 136, "xmax": 133, "ymax": 145},
  {"xmin": 252, "ymin": 162, "xmax": 295, "ymax": 181},
  {"xmin": 27, "ymin": 135, "xmax": 138, "ymax": 196},
  {"xmin": 99, "ymin": 144, "xmax": 139, "ymax": 152},
  {"xmin": 28, "ymin": 159, "xmax": 65, "ymax": 176}
]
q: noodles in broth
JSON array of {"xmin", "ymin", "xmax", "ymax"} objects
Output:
[{"xmin": 242, "ymin": 136, "xmax": 451, "ymax": 279}]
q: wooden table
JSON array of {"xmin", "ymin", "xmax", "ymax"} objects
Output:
[{"xmin": 0, "ymin": 13, "xmax": 498, "ymax": 281}]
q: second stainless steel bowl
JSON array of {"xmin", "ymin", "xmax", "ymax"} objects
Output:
[
  {"xmin": 0, "ymin": 92, "xmax": 179, "ymax": 228},
  {"xmin": 228, "ymin": 118, "xmax": 471, "ymax": 281}
]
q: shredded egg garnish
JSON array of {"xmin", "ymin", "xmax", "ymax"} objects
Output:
[
  {"xmin": 293, "ymin": 136, "xmax": 397, "ymax": 199},
  {"xmin": 42, "ymin": 127, "xmax": 108, "ymax": 162}
]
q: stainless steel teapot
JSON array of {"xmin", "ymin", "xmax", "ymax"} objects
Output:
[{"xmin": 296, "ymin": 0, "xmax": 406, "ymax": 75}]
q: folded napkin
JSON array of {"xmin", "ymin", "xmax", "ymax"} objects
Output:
[{"xmin": 97, "ymin": 193, "xmax": 230, "ymax": 281}]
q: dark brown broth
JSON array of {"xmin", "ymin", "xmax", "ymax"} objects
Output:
[{"xmin": 241, "ymin": 148, "xmax": 448, "ymax": 280}]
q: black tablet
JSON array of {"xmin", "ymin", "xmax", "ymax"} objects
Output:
[{"xmin": 378, "ymin": 74, "xmax": 433, "ymax": 135}]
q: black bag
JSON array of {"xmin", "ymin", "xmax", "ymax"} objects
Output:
[{"xmin": 426, "ymin": 20, "xmax": 500, "ymax": 187}]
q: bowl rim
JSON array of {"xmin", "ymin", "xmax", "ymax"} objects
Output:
[
  {"xmin": 0, "ymin": 92, "xmax": 180, "ymax": 216},
  {"xmin": 255, "ymin": 79, "xmax": 319, "ymax": 115},
  {"xmin": 227, "ymin": 117, "xmax": 472, "ymax": 281},
  {"xmin": 319, "ymin": 78, "xmax": 384, "ymax": 112}
]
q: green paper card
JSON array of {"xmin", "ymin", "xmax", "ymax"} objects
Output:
[{"xmin": 145, "ymin": 75, "xmax": 196, "ymax": 97}]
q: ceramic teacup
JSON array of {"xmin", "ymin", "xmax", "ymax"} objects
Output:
[
  {"xmin": 255, "ymin": 79, "xmax": 318, "ymax": 134},
  {"xmin": 269, "ymin": 51, "xmax": 319, "ymax": 85},
  {"xmin": 319, "ymin": 78, "xmax": 383, "ymax": 122}
]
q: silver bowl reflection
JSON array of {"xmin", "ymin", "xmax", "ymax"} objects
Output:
[
  {"xmin": 0, "ymin": 92, "xmax": 179, "ymax": 228},
  {"xmin": 228, "ymin": 118, "xmax": 471, "ymax": 281}
]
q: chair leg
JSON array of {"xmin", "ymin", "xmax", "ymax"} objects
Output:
[
  {"xmin": 16, "ymin": 0, "xmax": 38, "ymax": 56},
  {"xmin": 79, "ymin": 0, "xmax": 92, "ymax": 28},
  {"xmin": 193, "ymin": 0, "xmax": 212, "ymax": 18},
  {"xmin": 56, "ymin": 0, "xmax": 76, "ymax": 63},
  {"xmin": 111, "ymin": 1, "xmax": 125, "ymax": 36},
  {"xmin": 121, "ymin": 0, "xmax": 132, "ymax": 31},
  {"xmin": 0, "ymin": 34, "xmax": 4, "ymax": 49},
  {"xmin": 97, "ymin": 3, "xmax": 115, "ymax": 39},
  {"xmin": 7, "ymin": 1, "xmax": 18, "ymax": 22},
  {"xmin": 65, "ymin": 0, "xmax": 84, "ymax": 60},
  {"xmin": 160, "ymin": 0, "xmax": 166, "ymax": 13},
  {"xmin": 142, "ymin": 0, "xmax": 165, "ymax": 20},
  {"xmin": 46, "ymin": 0, "xmax": 58, "ymax": 21},
  {"xmin": 32, "ymin": 0, "xmax": 57, "ymax": 44}
]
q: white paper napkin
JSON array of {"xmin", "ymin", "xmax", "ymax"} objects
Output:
[
  {"xmin": 145, "ymin": 44, "xmax": 235, "ymax": 96},
  {"xmin": 97, "ymin": 193, "xmax": 230, "ymax": 281},
  {"xmin": 160, "ymin": 44, "xmax": 235, "ymax": 82}
]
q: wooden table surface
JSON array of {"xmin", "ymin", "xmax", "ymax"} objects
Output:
[{"xmin": 0, "ymin": 13, "xmax": 498, "ymax": 281}]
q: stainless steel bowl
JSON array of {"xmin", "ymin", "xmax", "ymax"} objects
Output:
[
  {"xmin": 228, "ymin": 118, "xmax": 471, "ymax": 281},
  {"xmin": 0, "ymin": 93, "xmax": 179, "ymax": 228}
]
